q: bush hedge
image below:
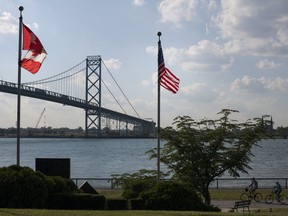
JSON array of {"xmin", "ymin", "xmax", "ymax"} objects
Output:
[
  {"xmin": 106, "ymin": 198, "xmax": 128, "ymax": 210},
  {"xmin": 0, "ymin": 165, "xmax": 49, "ymax": 208},
  {"xmin": 122, "ymin": 177, "xmax": 155, "ymax": 199},
  {"xmin": 141, "ymin": 181, "xmax": 217, "ymax": 211},
  {"xmin": 0, "ymin": 165, "xmax": 220, "ymax": 211},
  {"xmin": 129, "ymin": 198, "xmax": 144, "ymax": 210},
  {"xmin": 46, "ymin": 193, "xmax": 106, "ymax": 210},
  {"xmin": 0, "ymin": 165, "xmax": 78, "ymax": 209}
]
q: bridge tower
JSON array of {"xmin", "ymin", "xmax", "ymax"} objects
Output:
[{"xmin": 85, "ymin": 56, "xmax": 102, "ymax": 137}]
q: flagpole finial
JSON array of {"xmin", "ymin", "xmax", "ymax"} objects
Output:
[
  {"xmin": 157, "ymin": 32, "xmax": 162, "ymax": 42},
  {"xmin": 19, "ymin": 6, "xmax": 24, "ymax": 11}
]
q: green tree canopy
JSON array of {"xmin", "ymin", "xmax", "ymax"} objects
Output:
[{"xmin": 150, "ymin": 109, "xmax": 270, "ymax": 205}]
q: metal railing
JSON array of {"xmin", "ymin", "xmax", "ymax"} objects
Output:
[
  {"xmin": 213, "ymin": 177, "xmax": 288, "ymax": 189},
  {"xmin": 71, "ymin": 177, "xmax": 288, "ymax": 189},
  {"xmin": 71, "ymin": 178, "xmax": 116, "ymax": 189}
]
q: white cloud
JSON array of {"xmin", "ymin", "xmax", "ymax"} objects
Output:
[
  {"xmin": 132, "ymin": 0, "xmax": 145, "ymax": 6},
  {"xmin": 208, "ymin": 0, "xmax": 217, "ymax": 11},
  {"xmin": 158, "ymin": 0, "xmax": 198, "ymax": 27},
  {"xmin": 256, "ymin": 59, "xmax": 279, "ymax": 69},
  {"xmin": 0, "ymin": 94, "xmax": 16, "ymax": 128},
  {"xmin": 267, "ymin": 77, "xmax": 288, "ymax": 91},
  {"xmin": 141, "ymin": 80, "xmax": 149, "ymax": 87},
  {"xmin": 214, "ymin": 0, "xmax": 287, "ymax": 39},
  {"xmin": 147, "ymin": 40, "xmax": 233, "ymax": 73},
  {"xmin": 182, "ymin": 82, "xmax": 219, "ymax": 102},
  {"xmin": 231, "ymin": 76, "xmax": 288, "ymax": 93},
  {"xmin": 32, "ymin": 23, "xmax": 39, "ymax": 30},
  {"xmin": 0, "ymin": 11, "xmax": 17, "ymax": 34},
  {"xmin": 163, "ymin": 47, "xmax": 183, "ymax": 66},
  {"xmin": 103, "ymin": 58, "xmax": 122, "ymax": 70},
  {"xmin": 230, "ymin": 76, "xmax": 267, "ymax": 93},
  {"xmin": 146, "ymin": 46, "xmax": 156, "ymax": 54},
  {"xmin": 213, "ymin": 0, "xmax": 288, "ymax": 57},
  {"xmin": 146, "ymin": 45, "xmax": 183, "ymax": 66},
  {"xmin": 182, "ymin": 40, "xmax": 233, "ymax": 72},
  {"xmin": 205, "ymin": 23, "xmax": 209, "ymax": 35},
  {"xmin": 276, "ymin": 26, "xmax": 288, "ymax": 46}
]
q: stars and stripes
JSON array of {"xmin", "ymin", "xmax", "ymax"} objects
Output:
[{"xmin": 158, "ymin": 40, "xmax": 180, "ymax": 94}]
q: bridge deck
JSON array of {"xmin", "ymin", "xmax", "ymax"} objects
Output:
[{"xmin": 0, "ymin": 80, "xmax": 154, "ymax": 127}]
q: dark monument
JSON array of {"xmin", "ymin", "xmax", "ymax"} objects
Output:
[
  {"xmin": 35, "ymin": 158, "xmax": 70, "ymax": 179},
  {"xmin": 79, "ymin": 181, "xmax": 98, "ymax": 194}
]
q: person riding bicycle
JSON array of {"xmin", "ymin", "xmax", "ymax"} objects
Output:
[
  {"xmin": 246, "ymin": 177, "xmax": 258, "ymax": 197},
  {"xmin": 273, "ymin": 181, "xmax": 282, "ymax": 200}
]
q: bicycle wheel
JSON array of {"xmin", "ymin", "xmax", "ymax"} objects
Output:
[
  {"xmin": 279, "ymin": 195, "xmax": 287, "ymax": 204},
  {"xmin": 254, "ymin": 193, "xmax": 262, "ymax": 202},
  {"xmin": 265, "ymin": 194, "xmax": 274, "ymax": 204},
  {"xmin": 240, "ymin": 192, "xmax": 250, "ymax": 201}
]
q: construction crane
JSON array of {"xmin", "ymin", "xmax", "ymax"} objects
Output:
[{"xmin": 35, "ymin": 108, "xmax": 46, "ymax": 129}]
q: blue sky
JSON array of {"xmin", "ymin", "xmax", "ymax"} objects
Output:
[{"xmin": 0, "ymin": 0, "xmax": 288, "ymax": 129}]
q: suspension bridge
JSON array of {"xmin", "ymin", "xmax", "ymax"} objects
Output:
[{"xmin": 0, "ymin": 56, "xmax": 155, "ymax": 138}]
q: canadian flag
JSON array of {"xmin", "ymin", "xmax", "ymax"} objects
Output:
[{"xmin": 20, "ymin": 24, "xmax": 47, "ymax": 74}]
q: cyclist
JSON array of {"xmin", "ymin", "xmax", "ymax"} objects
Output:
[
  {"xmin": 246, "ymin": 177, "xmax": 258, "ymax": 197},
  {"xmin": 273, "ymin": 181, "xmax": 282, "ymax": 200}
]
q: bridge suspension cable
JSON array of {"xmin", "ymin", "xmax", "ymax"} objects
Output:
[
  {"xmin": 101, "ymin": 78, "xmax": 127, "ymax": 115},
  {"xmin": 23, "ymin": 60, "xmax": 87, "ymax": 99},
  {"xmin": 22, "ymin": 57, "xmax": 141, "ymax": 119},
  {"xmin": 101, "ymin": 59, "xmax": 141, "ymax": 119},
  {"xmin": 23, "ymin": 60, "xmax": 86, "ymax": 85}
]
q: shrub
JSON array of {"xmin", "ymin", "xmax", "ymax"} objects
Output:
[
  {"xmin": 141, "ymin": 181, "xmax": 208, "ymax": 211},
  {"xmin": 111, "ymin": 169, "xmax": 161, "ymax": 199},
  {"xmin": 122, "ymin": 178, "xmax": 155, "ymax": 199},
  {"xmin": 18, "ymin": 172, "xmax": 48, "ymax": 208},
  {"xmin": 129, "ymin": 198, "xmax": 144, "ymax": 210},
  {"xmin": 50, "ymin": 176, "xmax": 78, "ymax": 193},
  {"xmin": 106, "ymin": 198, "xmax": 128, "ymax": 210},
  {"xmin": 0, "ymin": 165, "xmax": 79, "ymax": 209},
  {"xmin": 46, "ymin": 193, "xmax": 106, "ymax": 210},
  {"xmin": 0, "ymin": 165, "xmax": 48, "ymax": 208}
]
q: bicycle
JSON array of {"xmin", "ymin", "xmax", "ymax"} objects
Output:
[
  {"xmin": 240, "ymin": 188, "xmax": 262, "ymax": 202},
  {"xmin": 265, "ymin": 190, "xmax": 287, "ymax": 204}
]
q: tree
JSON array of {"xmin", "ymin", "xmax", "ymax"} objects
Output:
[
  {"xmin": 111, "ymin": 169, "xmax": 166, "ymax": 199},
  {"xmin": 275, "ymin": 126, "xmax": 288, "ymax": 139},
  {"xmin": 150, "ymin": 109, "xmax": 270, "ymax": 205}
]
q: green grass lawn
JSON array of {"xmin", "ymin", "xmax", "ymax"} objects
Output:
[
  {"xmin": 1, "ymin": 208, "xmax": 288, "ymax": 216},
  {"xmin": 97, "ymin": 188, "xmax": 286, "ymax": 201},
  {"xmin": 210, "ymin": 188, "xmax": 288, "ymax": 200}
]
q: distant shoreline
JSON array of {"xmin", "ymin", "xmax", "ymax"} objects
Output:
[{"xmin": 0, "ymin": 135, "xmax": 156, "ymax": 139}]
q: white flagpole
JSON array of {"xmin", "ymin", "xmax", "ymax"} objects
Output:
[
  {"xmin": 16, "ymin": 6, "xmax": 24, "ymax": 165},
  {"xmin": 157, "ymin": 31, "xmax": 162, "ymax": 184}
]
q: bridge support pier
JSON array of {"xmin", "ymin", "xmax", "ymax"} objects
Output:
[{"xmin": 85, "ymin": 56, "xmax": 102, "ymax": 137}]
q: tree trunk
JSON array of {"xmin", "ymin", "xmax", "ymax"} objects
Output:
[{"xmin": 203, "ymin": 184, "xmax": 211, "ymax": 205}]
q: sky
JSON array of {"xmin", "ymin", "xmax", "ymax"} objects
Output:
[{"xmin": 0, "ymin": 0, "xmax": 288, "ymax": 129}]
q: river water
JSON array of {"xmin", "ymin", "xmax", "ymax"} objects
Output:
[{"xmin": 0, "ymin": 138, "xmax": 287, "ymax": 182}]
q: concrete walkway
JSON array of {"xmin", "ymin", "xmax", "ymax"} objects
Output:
[{"xmin": 211, "ymin": 200, "xmax": 288, "ymax": 213}]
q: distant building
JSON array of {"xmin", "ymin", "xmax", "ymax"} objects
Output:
[{"xmin": 263, "ymin": 115, "xmax": 274, "ymax": 132}]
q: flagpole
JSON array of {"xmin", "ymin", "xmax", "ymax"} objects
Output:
[
  {"xmin": 17, "ymin": 6, "xmax": 24, "ymax": 166},
  {"xmin": 157, "ymin": 31, "xmax": 162, "ymax": 184}
]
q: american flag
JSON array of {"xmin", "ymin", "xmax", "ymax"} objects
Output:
[{"xmin": 158, "ymin": 40, "xmax": 180, "ymax": 94}]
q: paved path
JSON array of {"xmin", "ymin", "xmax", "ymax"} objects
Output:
[{"xmin": 211, "ymin": 200, "xmax": 288, "ymax": 212}]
